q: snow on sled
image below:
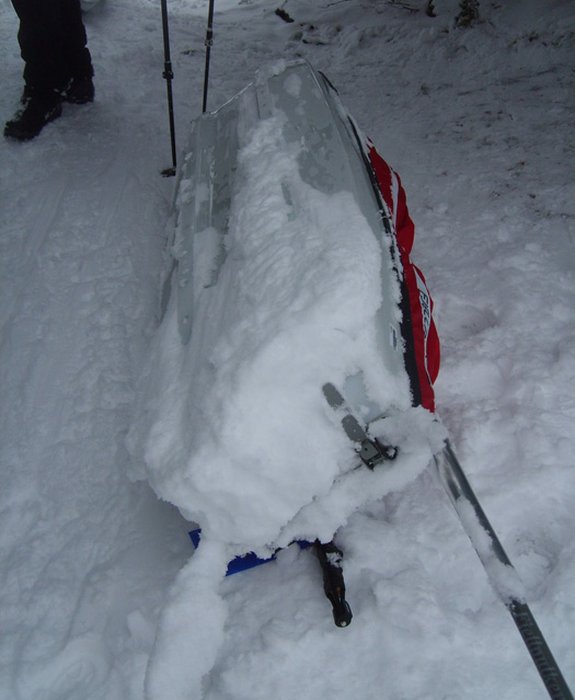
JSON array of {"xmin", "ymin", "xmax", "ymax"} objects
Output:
[
  {"xmin": 129, "ymin": 58, "xmax": 444, "ymax": 550},
  {"xmin": 127, "ymin": 56, "xmax": 444, "ymax": 619},
  {"xmin": 127, "ymin": 60, "xmax": 571, "ymax": 700}
]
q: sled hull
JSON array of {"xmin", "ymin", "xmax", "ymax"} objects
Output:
[{"xmin": 169, "ymin": 60, "xmax": 406, "ymax": 422}]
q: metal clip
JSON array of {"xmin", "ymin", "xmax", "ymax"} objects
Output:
[{"xmin": 358, "ymin": 438, "xmax": 397, "ymax": 470}]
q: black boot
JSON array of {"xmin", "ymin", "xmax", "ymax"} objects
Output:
[
  {"xmin": 63, "ymin": 76, "xmax": 95, "ymax": 104},
  {"xmin": 21, "ymin": 76, "xmax": 95, "ymax": 106},
  {"xmin": 4, "ymin": 91, "xmax": 62, "ymax": 141}
]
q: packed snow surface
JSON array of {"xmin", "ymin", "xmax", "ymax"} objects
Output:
[{"xmin": 1, "ymin": 1, "xmax": 574, "ymax": 699}]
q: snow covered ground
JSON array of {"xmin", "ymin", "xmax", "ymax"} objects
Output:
[{"xmin": 1, "ymin": 1, "xmax": 573, "ymax": 699}]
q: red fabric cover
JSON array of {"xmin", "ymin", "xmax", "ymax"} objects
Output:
[{"xmin": 367, "ymin": 143, "xmax": 440, "ymax": 412}]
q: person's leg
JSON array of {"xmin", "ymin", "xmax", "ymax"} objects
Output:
[
  {"xmin": 60, "ymin": 0, "xmax": 95, "ymax": 103},
  {"xmin": 62, "ymin": 0, "xmax": 94, "ymax": 79},
  {"xmin": 5, "ymin": 0, "xmax": 94, "ymax": 139},
  {"xmin": 11, "ymin": 0, "xmax": 70, "ymax": 96}
]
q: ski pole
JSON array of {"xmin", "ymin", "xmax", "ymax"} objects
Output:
[
  {"xmin": 202, "ymin": 0, "xmax": 215, "ymax": 113},
  {"xmin": 160, "ymin": 0, "xmax": 177, "ymax": 177},
  {"xmin": 434, "ymin": 441, "xmax": 573, "ymax": 700}
]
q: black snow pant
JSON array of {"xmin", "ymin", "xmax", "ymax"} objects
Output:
[{"xmin": 11, "ymin": 0, "xmax": 93, "ymax": 97}]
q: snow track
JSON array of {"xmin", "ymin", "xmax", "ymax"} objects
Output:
[{"xmin": 1, "ymin": 5, "xmax": 192, "ymax": 698}]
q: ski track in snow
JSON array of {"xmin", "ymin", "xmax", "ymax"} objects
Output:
[{"xmin": 1, "ymin": 0, "xmax": 574, "ymax": 699}]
